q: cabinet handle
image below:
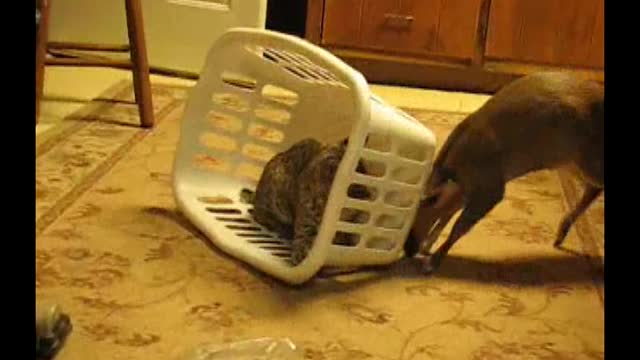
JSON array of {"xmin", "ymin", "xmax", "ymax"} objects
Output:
[{"xmin": 384, "ymin": 13, "xmax": 414, "ymax": 29}]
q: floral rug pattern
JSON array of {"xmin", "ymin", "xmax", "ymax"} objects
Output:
[{"xmin": 36, "ymin": 82, "xmax": 604, "ymax": 360}]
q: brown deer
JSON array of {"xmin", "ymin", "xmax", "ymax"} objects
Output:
[{"xmin": 405, "ymin": 72, "xmax": 604, "ymax": 273}]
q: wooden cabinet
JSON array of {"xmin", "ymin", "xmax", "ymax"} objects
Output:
[
  {"xmin": 306, "ymin": 0, "xmax": 604, "ymax": 93},
  {"xmin": 321, "ymin": 0, "xmax": 362, "ymax": 48},
  {"xmin": 486, "ymin": 0, "xmax": 604, "ymax": 69},
  {"xmin": 323, "ymin": 0, "xmax": 483, "ymax": 62}
]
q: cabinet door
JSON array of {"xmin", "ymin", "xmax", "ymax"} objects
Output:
[
  {"xmin": 322, "ymin": 0, "xmax": 365, "ymax": 48},
  {"xmin": 485, "ymin": 0, "xmax": 604, "ymax": 69},
  {"xmin": 323, "ymin": 0, "xmax": 483, "ymax": 62}
]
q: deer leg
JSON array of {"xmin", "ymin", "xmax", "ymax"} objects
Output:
[
  {"xmin": 424, "ymin": 183, "xmax": 504, "ymax": 274},
  {"xmin": 554, "ymin": 184, "xmax": 602, "ymax": 248}
]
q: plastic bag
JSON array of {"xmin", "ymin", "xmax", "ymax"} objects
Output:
[{"xmin": 182, "ymin": 338, "xmax": 303, "ymax": 360}]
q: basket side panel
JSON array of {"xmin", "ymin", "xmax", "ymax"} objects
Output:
[{"xmin": 324, "ymin": 97, "xmax": 437, "ymax": 267}]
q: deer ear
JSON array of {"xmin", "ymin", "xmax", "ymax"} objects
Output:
[
  {"xmin": 432, "ymin": 180, "xmax": 463, "ymax": 211},
  {"xmin": 425, "ymin": 194, "xmax": 439, "ymax": 207},
  {"xmin": 426, "ymin": 167, "xmax": 456, "ymax": 194}
]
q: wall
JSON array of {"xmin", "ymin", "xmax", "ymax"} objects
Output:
[{"xmin": 266, "ymin": 0, "xmax": 308, "ymax": 37}]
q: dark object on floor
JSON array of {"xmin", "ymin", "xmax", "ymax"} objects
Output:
[{"xmin": 36, "ymin": 305, "xmax": 72, "ymax": 359}]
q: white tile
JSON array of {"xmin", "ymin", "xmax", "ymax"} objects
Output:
[
  {"xmin": 370, "ymin": 84, "xmax": 463, "ymax": 112},
  {"xmin": 35, "ymin": 123, "xmax": 55, "ymax": 137},
  {"xmin": 43, "ymin": 67, "xmax": 129, "ymax": 100}
]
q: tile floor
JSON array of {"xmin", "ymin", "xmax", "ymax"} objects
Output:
[{"xmin": 36, "ymin": 67, "xmax": 491, "ymax": 137}]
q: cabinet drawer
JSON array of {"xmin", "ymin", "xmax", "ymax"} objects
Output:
[{"xmin": 322, "ymin": 0, "xmax": 483, "ymax": 61}]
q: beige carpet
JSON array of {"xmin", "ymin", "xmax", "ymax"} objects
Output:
[{"xmin": 36, "ymin": 81, "xmax": 604, "ymax": 360}]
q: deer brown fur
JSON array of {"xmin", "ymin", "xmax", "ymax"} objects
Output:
[{"xmin": 405, "ymin": 72, "xmax": 604, "ymax": 273}]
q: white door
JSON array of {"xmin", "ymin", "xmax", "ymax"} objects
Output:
[
  {"xmin": 143, "ymin": 0, "xmax": 267, "ymax": 74},
  {"xmin": 49, "ymin": 0, "xmax": 267, "ymax": 75}
]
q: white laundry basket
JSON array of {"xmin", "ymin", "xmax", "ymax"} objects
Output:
[{"xmin": 172, "ymin": 28, "xmax": 436, "ymax": 285}]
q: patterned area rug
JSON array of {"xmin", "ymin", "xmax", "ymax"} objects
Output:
[
  {"xmin": 558, "ymin": 170, "xmax": 605, "ymax": 264},
  {"xmin": 36, "ymin": 82, "xmax": 604, "ymax": 360}
]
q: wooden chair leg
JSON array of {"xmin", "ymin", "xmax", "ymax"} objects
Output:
[
  {"xmin": 36, "ymin": 0, "xmax": 51, "ymax": 125},
  {"xmin": 124, "ymin": 0, "xmax": 154, "ymax": 128}
]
